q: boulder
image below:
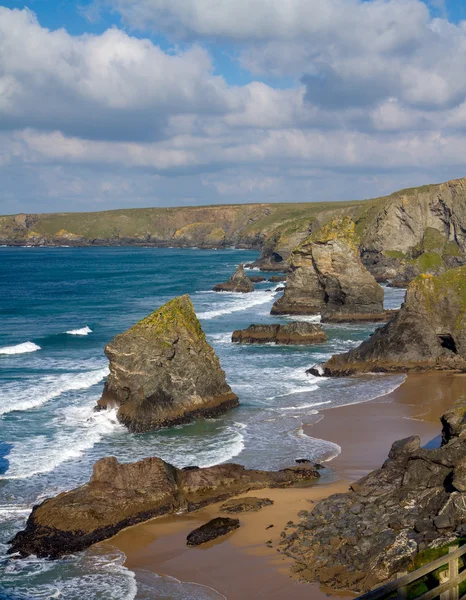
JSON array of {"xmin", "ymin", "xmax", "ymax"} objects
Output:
[
  {"xmin": 281, "ymin": 402, "xmax": 466, "ymax": 594},
  {"xmin": 186, "ymin": 517, "xmax": 240, "ymax": 545},
  {"xmin": 9, "ymin": 457, "xmax": 320, "ymax": 559},
  {"xmin": 220, "ymin": 497, "xmax": 274, "ymax": 514},
  {"xmin": 232, "ymin": 322, "xmax": 327, "ymax": 345},
  {"xmin": 271, "ymin": 218, "xmax": 385, "ymax": 321},
  {"xmin": 248, "ymin": 275, "xmax": 266, "ymax": 282},
  {"xmin": 97, "ymin": 295, "xmax": 238, "ymax": 432},
  {"xmin": 213, "ymin": 264, "xmax": 254, "ymax": 293},
  {"xmin": 318, "ymin": 267, "xmax": 466, "ymax": 376}
]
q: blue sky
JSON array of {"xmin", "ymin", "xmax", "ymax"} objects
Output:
[{"xmin": 1, "ymin": 0, "xmax": 466, "ymax": 213}]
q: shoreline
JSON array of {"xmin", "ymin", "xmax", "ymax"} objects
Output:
[{"xmin": 108, "ymin": 372, "xmax": 466, "ymax": 599}]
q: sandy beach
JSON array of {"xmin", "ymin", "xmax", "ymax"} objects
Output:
[{"xmin": 109, "ymin": 372, "xmax": 466, "ymax": 599}]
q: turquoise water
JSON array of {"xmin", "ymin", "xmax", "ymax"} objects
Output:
[{"xmin": 0, "ymin": 247, "xmax": 405, "ymax": 599}]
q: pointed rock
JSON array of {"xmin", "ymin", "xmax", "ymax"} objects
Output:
[
  {"xmin": 97, "ymin": 295, "xmax": 238, "ymax": 431},
  {"xmin": 213, "ymin": 264, "xmax": 254, "ymax": 293},
  {"xmin": 271, "ymin": 217, "xmax": 384, "ymax": 320}
]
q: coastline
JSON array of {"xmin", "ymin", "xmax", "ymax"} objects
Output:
[{"xmin": 108, "ymin": 371, "xmax": 466, "ymax": 599}]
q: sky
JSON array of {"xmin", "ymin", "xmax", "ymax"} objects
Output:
[{"xmin": 1, "ymin": 0, "xmax": 466, "ymax": 213}]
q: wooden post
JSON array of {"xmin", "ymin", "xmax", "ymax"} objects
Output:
[
  {"xmin": 449, "ymin": 545, "xmax": 459, "ymax": 600},
  {"xmin": 397, "ymin": 572, "xmax": 408, "ymax": 600}
]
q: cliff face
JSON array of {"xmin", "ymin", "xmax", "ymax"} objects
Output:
[
  {"xmin": 9, "ymin": 456, "xmax": 319, "ymax": 558},
  {"xmin": 282, "ymin": 396, "xmax": 466, "ymax": 594},
  {"xmin": 271, "ymin": 217, "xmax": 385, "ymax": 319},
  {"xmin": 320, "ymin": 267, "xmax": 466, "ymax": 375},
  {"xmin": 97, "ymin": 295, "xmax": 238, "ymax": 432}
]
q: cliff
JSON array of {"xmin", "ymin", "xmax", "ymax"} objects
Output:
[
  {"xmin": 9, "ymin": 456, "xmax": 319, "ymax": 558},
  {"xmin": 97, "ymin": 295, "xmax": 238, "ymax": 432},
  {"xmin": 318, "ymin": 267, "xmax": 466, "ymax": 375}
]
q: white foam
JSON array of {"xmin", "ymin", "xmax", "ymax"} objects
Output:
[
  {"xmin": 0, "ymin": 341, "xmax": 41, "ymax": 355},
  {"xmin": 198, "ymin": 289, "xmax": 279, "ymax": 320},
  {"xmin": 0, "ymin": 407, "xmax": 122, "ymax": 479},
  {"xmin": 284, "ymin": 314, "xmax": 321, "ymax": 323},
  {"xmin": 280, "ymin": 400, "xmax": 331, "ymax": 411},
  {"xmin": 0, "ymin": 366, "xmax": 109, "ymax": 415},
  {"xmin": 66, "ymin": 326, "xmax": 93, "ymax": 336}
]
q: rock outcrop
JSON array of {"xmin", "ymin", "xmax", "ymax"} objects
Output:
[
  {"xmin": 186, "ymin": 517, "xmax": 240, "ymax": 546},
  {"xmin": 318, "ymin": 267, "xmax": 466, "ymax": 376},
  {"xmin": 220, "ymin": 497, "xmax": 274, "ymax": 514},
  {"xmin": 97, "ymin": 295, "xmax": 238, "ymax": 432},
  {"xmin": 213, "ymin": 264, "xmax": 254, "ymax": 293},
  {"xmin": 271, "ymin": 218, "xmax": 385, "ymax": 321},
  {"xmin": 248, "ymin": 275, "xmax": 266, "ymax": 282},
  {"xmin": 281, "ymin": 396, "xmax": 466, "ymax": 594},
  {"xmin": 232, "ymin": 322, "xmax": 327, "ymax": 345},
  {"xmin": 9, "ymin": 456, "xmax": 320, "ymax": 558}
]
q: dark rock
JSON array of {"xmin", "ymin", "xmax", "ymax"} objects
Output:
[
  {"xmin": 319, "ymin": 267, "xmax": 466, "ymax": 376},
  {"xmin": 220, "ymin": 497, "xmax": 274, "ymax": 514},
  {"xmin": 213, "ymin": 264, "xmax": 254, "ymax": 293},
  {"xmin": 269, "ymin": 275, "xmax": 287, "ymax": 282},
  {"xmin": 248, "ymin": 275, "xmax": 266, "ymax": 282},
  {"xmin": 97, "ymin": 295, "xmax": 238, "ymax": 432},
  {"xmin": 271, "ymin": 218, "xmax": 384, "ymax": 320},
  {"xmin": 232, "ymin": 323, "xmax": 327, "ymax": 345},
  {"xmin": 296, "ymin": 459, "xmax": 312, "ymax": 464},
  {"xmin": 9, "ymin": 457, "xmax": 319, "ymax": 559},
  {"xmin": 441, "ymin": 394, "xmax": 466, "ymax": 444},
  {"xmin": 186, "ymin": 517, "xmax": 240, "ymax": 546}
]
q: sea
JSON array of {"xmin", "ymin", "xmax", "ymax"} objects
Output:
[{"xmin": 0, "ymin": 246, "xmax": 406, "ymax": 600}]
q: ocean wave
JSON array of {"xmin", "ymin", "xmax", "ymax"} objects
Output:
[
  {"xmin": 0, "ymin": 407, "xmax": 122, "ymax": 479},
  {"xmin": 66, "ymin": 326, "xmax": 93, "ymax": 336},
  {"xmin": 198, "ymin": 289, "xmax": 278, "ymax": 320},
  {"xmin": 0, "ymin": 367, "xmax": 109, "ymax": 416},
  {"xmin": 280, "ymin": 400, "xmax": 331, "ymax": 411},
  {"xmin": 0, "ymin": 341, "xmax": 41, "ymax": 355}
]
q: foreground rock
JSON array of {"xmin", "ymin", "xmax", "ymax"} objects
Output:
[
  {"xmin": 213, "ymin": 264, "xmax": 254, "ymax": 293},
  {"xmin": 9, "ymin": 457, "xmax": 320, "ymax": 558},
  {"xmin": 318, "ymin": 267, "xmax": 466, "ymax": 375},
  {"xmin": 97, "ymin": 295, "xmax": 238, "ymax": 432},
  {"xmin": 271, "ymin": 218, "xmax": 385, "ymax": 320},
  {"xmin": 186, "ymin": 517, "xmax": 240, "ymax": 546},
  {"xmin": 282, "ymin": 395, "xmax": 466, "ymax": 593},
  {"xmin": 232, "ymin": 322, "xmax": 327, "ymax": 345},
  {"xmin": 221, "ymin": 497, "xmax": 274, "ymax": 514}
]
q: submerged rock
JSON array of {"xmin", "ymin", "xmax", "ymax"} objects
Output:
[
  {"xmin": 282, "ymin": 400, "xmax": 466, "ymax": 593},
  {"xmin": 271, "ymin": 218, "xmax": 384, "ymax": 320},
  {"xmin": 186, "ymin": 517, "xmax": 240, "ymax": 545},
  {"xmin": 9, "ymin": 457, "xmax": 320, "ymax": 558},
  {"xmin": 97, "ymin": 295, "xmax": 238, "ymax": 432},
  {"xmin": 213, "ymin": 264, "xmax": 254, "ymax": 293},
  {"xmin": 220, "ymin": 497, "xmax": 274, "ymax": 513},
  {"xmin": 320, "ymin": 267, "xmax": 466, "ymax": 375},
  {"xmin": 232, "ymin": 322, "xmax": 327, "ymax": 345}
]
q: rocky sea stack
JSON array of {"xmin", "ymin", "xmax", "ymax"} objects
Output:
[
  {"xmin": 232, "ymin": 322, "xmax": 327, "ymax": 345},
  {"xmin": 9, "ymin": 457, "xmax": 320, "ymax": 558},
  {"xmin": 271, "ymin": 217, "xmax": 385, "ymax": 321},
  {"xmin": 97, "ymin": 295, "xmax": 238, "ymax": 432},
  {"xmin": 213, "ymin": 264, "xmax": 254, "ymax": 293},
  {"xmin": 319, "ymin": 266, "xmax": 466, "ymax": 376},
  {"xmin": 282, "ymin": 395, "xmax": 466, "ymax": 594}
]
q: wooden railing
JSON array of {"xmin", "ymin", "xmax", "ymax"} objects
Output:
[{"xmin": 356, "ymin": 543, "xmax": 466, "ymax": 600}]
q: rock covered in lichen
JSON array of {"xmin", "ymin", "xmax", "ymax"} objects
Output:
[
  {"xmin": 213, "ymin": 264, "xmax": 254, "ymax": 293},
  {"xmin": 97, "ymin": 295, "xmax": 238, "ymax": 432},
  {"xmin": 271, "ymin": 217, "xmax": 384, "ymax": 320},
  {"xmin": 320, "ymin": 266, "xmax": 466, "ymax": 375}
]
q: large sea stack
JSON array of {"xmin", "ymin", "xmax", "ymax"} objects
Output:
[
  {"xmin": 319, "ymin": 266, "xmax": 466, "ymax": 376},
  {"xmin": 281, "ymin": 395, "xmax": 466, "ymax": 594},
  {"xmin": 213, "ymin": 264, "xmax": 254, "ymax": 293},
  {"xmin": 97, "ymin": 295, "xmax": 238, "ymax": 432},
  {"xmin": 271, "ymin": 217, "xmax": 385, "ymax": 321},
  {"xmin": 9, "ymin": 456, "xmax": 320, "ymax": 558}
]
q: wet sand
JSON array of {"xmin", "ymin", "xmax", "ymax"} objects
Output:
[{"xmin": 109, "ymin": 372, "xmax": 466, "ymax": 600}]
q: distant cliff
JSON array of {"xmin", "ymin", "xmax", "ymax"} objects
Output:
[{"xmin": 2, "ymin": 177, "xmax": 466, "ymax": 281}]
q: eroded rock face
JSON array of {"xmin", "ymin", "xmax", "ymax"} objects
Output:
[
  {"xmin": 97, "ymin": 295, "xmax": 238, "ymax": 432},
  {"xmin": 186, "ymin": 517, "xmax": 240, "ymax": 546},
  {"xmin": 282, "ymin": 400, "xmax": 466, "ymax": 593},
  {"xmin": 232, "ymin": 323, "xmax": 327, "ymax": 345},
  {"xmin": 319, "ymin": 267, "xmax": 466, "ymax": 376},
  {"xmin": 271, "ymin": 218, "xmax": 384, "ymax": 320},
  {"xmin": 213, "ymin": 264, "xmax": 254, "ymax": 293},
  {"xmin": 220, "ymin": 497, "xmax": 274, "ymax": 513},
  {"xmin": 9, "ymin": 457, "xmax": 320, "ymax": 558}
]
